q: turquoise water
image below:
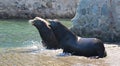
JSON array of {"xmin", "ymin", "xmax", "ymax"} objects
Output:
[{"xmin": 0, "ymin": 19, "xmax": 72, "ymax": 48}]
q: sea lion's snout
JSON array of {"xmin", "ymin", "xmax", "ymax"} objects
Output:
[
  {"xmin": 29, "ymin": 19, "xmax": 35, "ymax": 25},
  {"xmin": 29, "ymin": 17, "xmax": 40, "ymax": 25}
]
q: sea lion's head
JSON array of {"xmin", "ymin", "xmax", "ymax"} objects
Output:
[{"xmin": 29, "ymin": 17, "xmax": 50, "ymax": 28}]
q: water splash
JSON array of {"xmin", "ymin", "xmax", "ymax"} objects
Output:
[
  {"xmin": 20, "ymin": 40, "xmax": 46, "ymax": 54},
  {"xmin": 22, "ymin": 40, "xmax": 44, "ymax": 49},
  {"xmin": 57, "ymin": 52, "xmax": 72, "ymax": 57}
]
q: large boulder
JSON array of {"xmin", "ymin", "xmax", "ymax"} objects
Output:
[
  {"xmin": 0, "ymin": 0, "xmax": 79, "ymax": 19},
  {"xmin": 71, "ymin": 0, "xmax": 120, "ymax": 42}
]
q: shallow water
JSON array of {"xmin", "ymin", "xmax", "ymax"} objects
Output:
[
  {"xmin": 0, "ymin": 19, "xmax": 40, "ymax": 48},
  {"xmin": 0, "ymin": 19, "xmax": 72, "ymax": 48}
]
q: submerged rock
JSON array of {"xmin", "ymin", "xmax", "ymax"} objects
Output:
[{"xmin": 71, "ymin": 0, "xmax": 120, "ymax": 42}]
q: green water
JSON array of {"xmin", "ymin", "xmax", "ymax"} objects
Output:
[{"xmin": 0, "ymin": 19, "xmax": 72, "ymax": 48}]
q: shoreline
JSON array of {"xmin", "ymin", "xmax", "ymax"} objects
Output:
[{"xmin": 0, "ymin": 44, "xmax": 120, "ymax": 66}]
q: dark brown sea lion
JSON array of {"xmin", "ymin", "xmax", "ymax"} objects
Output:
[
  {"xmin": 49, "ymin": 20, "xmax": 107, "ymax": 58},
  {"xmin": 29, "ymin": 17, "xmax": 60, "ymax": 49}
]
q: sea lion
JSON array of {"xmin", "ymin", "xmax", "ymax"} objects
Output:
[
  {"xmin": 29, "ymin": 17, "xmax": 60, "ymax": 49},
  {"xmin": 49, "ymin": 20, "xmax": 107, "ymax": 58}
]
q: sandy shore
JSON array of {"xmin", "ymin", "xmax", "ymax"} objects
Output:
[{"xmin": 0, "ymin": 44, "xmax": 120, "ymax": 66}]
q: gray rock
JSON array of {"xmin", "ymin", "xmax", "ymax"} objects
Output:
[
  {"xmin": 0, "ymin": 0, "xmax": 79, "ymax": 19},
  {"xmin": 71, "ymin": 0, "xmax": 120, "ymax": 42}
]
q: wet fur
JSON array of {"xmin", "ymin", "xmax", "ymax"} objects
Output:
[
  {"xmin": 49, "ymin": 20, "xmax": 107, "ymax": 58},
  {"xmin": 29, "ymin": 17, "xmax": 60, "ymax": 49},
  {"xmin": 29, "ymin": 17, "xmax": 107, "ymax": 58}
]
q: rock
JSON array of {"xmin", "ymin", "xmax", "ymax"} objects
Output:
[
  {"xmin": 0, "ymin": 0, "xmax": 79, "ymax": 19},
  {"xmin": 71, "ymin": 0, "xmax": 120, "ymax": 42}
]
